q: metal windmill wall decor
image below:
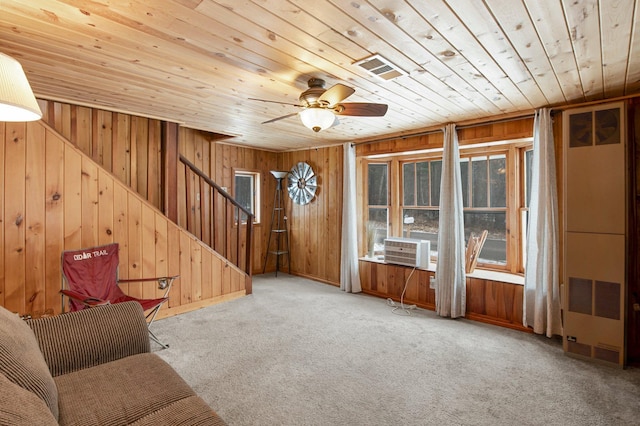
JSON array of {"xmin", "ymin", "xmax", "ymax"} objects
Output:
[{"xmin": 287, "ymin": 162, "xmax": 317, "ymax": 205}]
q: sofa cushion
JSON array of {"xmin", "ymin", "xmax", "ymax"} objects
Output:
[
  {"xmin": 0, "ymin": 304, "xmax": 59, "ymax": 420},
  {"xmin": 130, "ymin": 395, "xmax": 227, "ymax": 426},
  {"xmin": 27, "ymin": 301, "xmax": 150, "ymax": 377},
  {"xmin": 55, "ymin": 352, "xmax": 199, "ymax": 426},
  {"xmin": 0, "ymin": 373, "xmax": 58, "ymax": 426}
]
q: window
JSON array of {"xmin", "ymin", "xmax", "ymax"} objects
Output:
[
  {"xmin": 461, "ymin": 154, "xmax": 507, "ymax": 266},
  {"xmin": 366, "ymin": 163, "xmax": 389, "ymax": 256},
  {"xmin": 363, "ymin": 139, "xmax": 532, "ymax": 273},
  {"xmin": 402, "ymin": 160, "xmax": 440, "ymax": 255},
  {"xmin": 234, "ymin": 170, "xmax": 260, "ymax": 224}
]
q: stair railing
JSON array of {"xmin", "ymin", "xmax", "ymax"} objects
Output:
[{"xmin": 179, "ymin": 155, "xmax": 253, "ymax": 276}]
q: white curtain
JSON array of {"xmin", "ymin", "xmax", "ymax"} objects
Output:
[
  {"xmin": 435, "ymin": 124, "xmax": 466, "ymax": 318},
  {"xmin": 523, "ymin": 108, "xmax": 562, "ymax": 337},
  {"xmin": 340, "ymin": 142, "xmax": 362, "ymax": 293}
]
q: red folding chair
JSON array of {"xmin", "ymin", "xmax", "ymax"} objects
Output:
[{"xmin": 60, "ymin": 243, "xmax": 178, "ymax": 349}]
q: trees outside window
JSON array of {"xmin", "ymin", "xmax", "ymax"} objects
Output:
[
  {"xmin": 234, "ymin": 170, "xmax": 260, "ymax": 224},
  {"xmin": 366, "ymin": 163, "xmax": 389, "ymax": 256},
  {"xmin": 401, "ymin": 160, "xmax": 440, "ymax": 255}
]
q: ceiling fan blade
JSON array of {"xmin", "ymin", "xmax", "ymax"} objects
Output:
[
  {"xmin": 261, "ymin": 112, "xmax": 299, "ymax": 124},
  {"xmin": 249, "ymin": 97, "xmax": 303, "ymax": 107},
  {"xmin": 317, "ymin": 83, "xmax": 355, "ymax": 106},
  {"xmin": 333, "ymin": 102, "xmax": 388, "ymax": 117}
]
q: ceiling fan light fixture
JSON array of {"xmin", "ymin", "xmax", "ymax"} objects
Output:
[
  {"xmin": 299, "ymin": 107, "xmax": 335, "ymax": 132},
  {"xmin": 0, "ymin": 52, "xmax": 42, "ymax": 122}
]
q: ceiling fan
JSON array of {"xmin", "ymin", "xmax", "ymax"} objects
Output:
[{"xmin": 251, "ymin": 78, "xmax": 388, "ymax": 132}]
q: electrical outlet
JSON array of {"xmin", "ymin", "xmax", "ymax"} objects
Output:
[{"xmin": 429, "ymin": 275, "xmax": 435, "ymax": 289}]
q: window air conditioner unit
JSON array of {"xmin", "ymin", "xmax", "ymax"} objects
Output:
[{"xmin": 383, "ymin": 237, "xmax": 430, "ymax": 269}]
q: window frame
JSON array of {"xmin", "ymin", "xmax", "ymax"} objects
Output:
[
  {"xmin": 362, "ymin": 138, "xmax": 532, "ymax": 274},
  {"xmin": 232, "ymin": 169, "xmax": 261, "ymax": 225},
  {"xmin": 460, "ymin": 151, "xmax": 509, "ymax": 269},
  {"xmin": 519, "ymin": 146, "xmax": 534, "ymax": 270},
  {"xmin": 399, "ymin": 158, "xmax": 441, "ymax": 256},
  {"xmin": 364, "ymin": 161, "xmax": 391, "ymax": 257}
]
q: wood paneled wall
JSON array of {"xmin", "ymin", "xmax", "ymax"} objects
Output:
[
  {"xmin": 38, "ymin": 100, "xmax": 164, "ymax": 211},
  {"xmin": 11, "ymin": 96, "xmax": 639, "ymax": 354},
  {"xmin": 355, "ymin": 117, "xmax": 535, "ymax": 157},
  {"xmin": 0, "ymin": 119, "xmax": 247, "ymax": 318},
  {"xmin": 39, "ymin": 98, "xmax": 343, "ymax": 286},
  {"xmin": 172, "ymin": 138, "xmax": 343, "ymax": 285},
  {"xmin": 359, "ymin": 261, "xmax": 526, "ymax": 331},
  {"xmin": 23, "ymin": 100, "xmax": 551, "ymax": 327},
  {"xmin": 178, "ymin": 139, "xmax": 345, "ymax": 286},
  {"xmin": 279, "ymin": 146, "xmax": 344, "ymax": 285},
  {"xmin": 177, "ymin": 129, "xmax": 280, "ymax": 275}
]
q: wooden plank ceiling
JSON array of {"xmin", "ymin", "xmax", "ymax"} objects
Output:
[{"xmin": 1, "ymin": 0, "xmax": 639, "ymax": 151}]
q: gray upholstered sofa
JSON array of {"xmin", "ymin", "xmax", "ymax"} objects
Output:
[{"xmin": 0, "ymin": 300, "xmax": 226, "ymax": 425}]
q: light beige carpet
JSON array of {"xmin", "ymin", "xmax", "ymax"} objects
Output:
[{"xmin": 154, "ymin": 273, "xmax": 640, "ymax": 426}]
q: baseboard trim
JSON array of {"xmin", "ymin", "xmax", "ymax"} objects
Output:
[
  {"xmin": 155, "ymin": 290, "xmax": 246, "ymax": 320},
  {"xmin": 361, "ymin": 289, "xmax": 530, "ymax": 333}
]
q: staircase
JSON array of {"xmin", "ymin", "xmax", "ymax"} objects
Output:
[{"xmin": 179, "ymin": 155, "xmax": 253, "ymax": 276}]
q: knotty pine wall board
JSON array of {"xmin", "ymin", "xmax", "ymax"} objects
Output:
[{"xmin": 0, "ymin": 119, "xmax": 247, "ymax": 317}]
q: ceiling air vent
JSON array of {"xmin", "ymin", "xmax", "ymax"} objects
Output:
[{"xmin": 354, "ymin": 54, "xmax": 406, "ymax": 81}]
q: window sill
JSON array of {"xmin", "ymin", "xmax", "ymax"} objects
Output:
[
  {"xmin": 359, "ymin": 256, "xmax": 524, "ymax": 285},
  {"xmin": 466, "ymin": 268, "xmax": 524, "ymax": 285}
]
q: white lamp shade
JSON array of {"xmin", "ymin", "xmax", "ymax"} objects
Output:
[
  {"xmin": 299, "ymin": 107, "xmax": 335, "ymax": 132},
  {"xmin": 0, "ymin": 52, "xmax": 42, "ymax": 122},
  {"xmin": 270, "ymin": 170, "xmax": 289, "ymax": 179}
]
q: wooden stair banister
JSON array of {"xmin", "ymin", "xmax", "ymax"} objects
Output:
[{"xmin": 179, "ymin": 155, "xmax": 253, "ymax": 276}]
